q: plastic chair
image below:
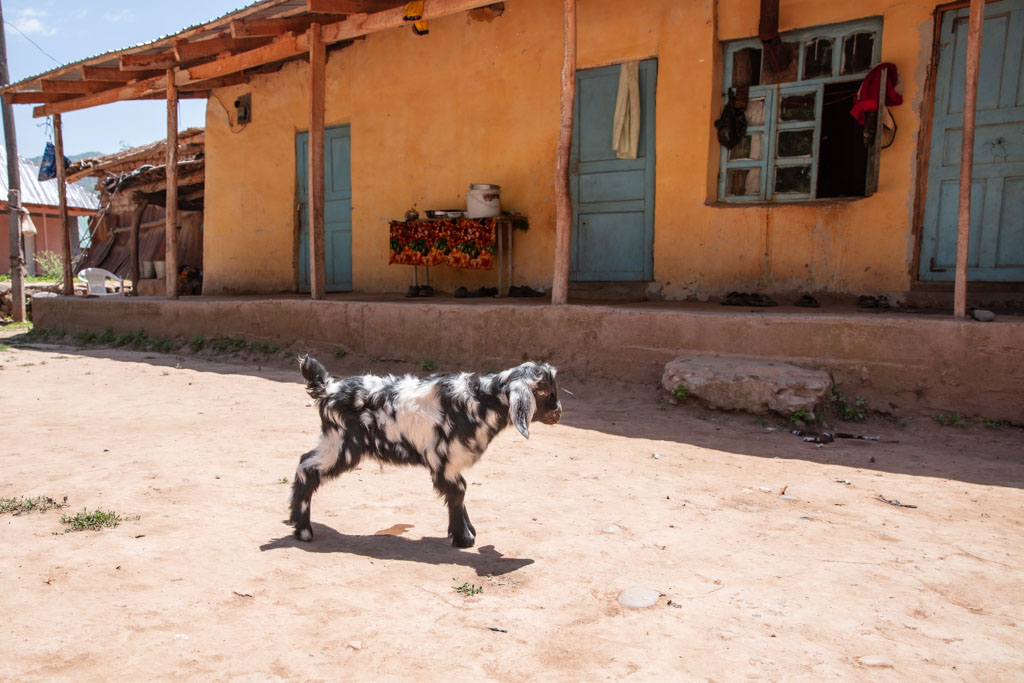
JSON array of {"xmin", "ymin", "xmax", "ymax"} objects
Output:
[{"xmin": 78, "ymin": 268, "xmax": 124, "ymax": 296}]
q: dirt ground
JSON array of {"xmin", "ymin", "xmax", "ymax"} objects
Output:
[{"xmin": 2, "ymin": 332, "xmax": 1023, "ymax": 681}]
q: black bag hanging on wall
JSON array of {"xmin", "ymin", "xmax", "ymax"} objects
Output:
[{"xmin": 714, "ymin": 89, "xmax": 747, "ymax": 149}]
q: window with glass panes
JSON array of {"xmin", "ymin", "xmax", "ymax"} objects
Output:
[{"xmin": 718, "ymin": 19, "xmax": 883, "ymax": 202}]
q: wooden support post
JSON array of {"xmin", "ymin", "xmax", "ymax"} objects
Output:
[
  {"xmin": 165, "ymin": 70, "xmax": 179, "ymax": 299},
  {"xmin": 954, "ymin": 0, "xmax": 984, "ymax": 318},
  {"xmin": 53, "ymin": 113, "xmax": 73, "ymax": 295},
  {"xmin": 308, "ymin": 22, "xmax": 326, "ymax": 300},
  {"xmin": 129, "ymin": 195, "xmax": 149, "ymax": 297},
  {"xmin": 550, "ymin": 0, "xmax": 576, "ymax": 306}
]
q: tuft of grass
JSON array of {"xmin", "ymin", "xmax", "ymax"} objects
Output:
[
  {"xmin": 97, "ymin": 326, "xmax": 117, "ymax": 345},
  {"xmin": 59, "ymin": 508, "xmax": 127, "ymax": 533},
  {"xmin": 1, "ymin": 495, "xmax": 68, "ymax": 515},
  {"xmin": 73, "ymin": 330, "xmax": 97, "ymax": 346},
  {"xmin": 151, "ymin": 335, "xmax": 175, "ymax": 353},
  {"xmin": 422, "ymin": 359, "xmax": 436, "ymax": 372},
  {"xmin": 933, "ymin": 412, "xmax": 965, "ymax": 427},
  {"xmin": 333, "ymin": 346, "xmax": 347, "ymax": 359},
  {"xmin": 984, "ymin": 418, "xmax": 1008, "ymax": 430},
  {"xmin": 789, "ymin": 409, "xmax": 815, "ymax": 427},
  {"xmin": 188, "ymin": 335, "xmax": 205, "ymax": 352},
  {"xmin": 0, "ymin": 343, "xmax": 11, "ymax": 352},
  {"xmin": 113, "ymin": 330, "xmax": 135, "ymax": 347},
  {"xmin": 672, "ymin": 381, "xmax": 689, "ymax": 402},
  {"xmin": 210, "ymin": 336, "xmax": 247, "ymax": 353},
  {"xmin": 131, "ymin": 329, "xmax": 150, "ymax": 351},
  {"xmin": 250, "ymin": 341, "xmax": 280, "ymax": 354},
  {"xmin": 452, "ymin": 579, "xmax": 483, "ymax": 596},
  {"xmin": 829, "ymin": 386, "xmax": 869, "ymax": 422}
]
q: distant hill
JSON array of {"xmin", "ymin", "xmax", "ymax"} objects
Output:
[{"xmin": 28, "ymin": 150, "xmax": 104, "ymax": 165}]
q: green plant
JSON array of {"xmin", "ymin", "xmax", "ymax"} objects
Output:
[
  {"xmin": 131, "ymin": 329, "xmax": 150, "ymax": 350},
  {"xmin": 0, "ymin": 344, "xmax": 9, "ymax": 352},
  {"xmin": 188, "ymin": 335, "xmax": 205, "ymax": 352},
  {"xmin": 34, "ymin": 250, "xmax": 65, "ymax": 281},
  {"xmin": 210, "ymin": 336, "xmax": 247, "ymax": 353},
  {"xmin": 789, "ymin": 409, "xmax": 814, "ymax": 427},
  {"xmin": 152, "ymin": 335, "xmax": 174, "ymax": 352},
  {"xmin": 984, "ymin": 418, "xmax": 1008, "ymax": 430},
  {"xmin": 333, "ymin": 346, "xmax": 347, "ymax": 359},
  {"xmin": 73, "ymin": 330, "xmax": 97, "ymax": 346},
  {"xmin": 59, "ymin": 508, "xmax": 125, "ymax": 533},
  {"xmin": 422, "ymin": 359, "xmax": 436, "ymax": 372},
  {"xmin": 97, "ymin": 326, "xmax": 116, "ymax": 345},
  {"xmin": 278, "ymin": 477, "xmax": 289, "ymax": 484},
  {"xmin": 250, "ymin": 341, "xmax": 280, "ymax": 354},
  {"xmin": 452, "ymin": 579, "xmax": 483, "ymax": 596},
  {"xmin": 829, "ymin": 386, "xmax": 869, "ymax": 422},
  {"xmin": 754, "ymin": 416, "xmax": 770, "ymax": 428},
  {"xmin": 113, "ymin": 330, "xmax": 135, "ymax": 347},
  {"xmin": 1, "ymin": 495, "xmax": 67, "ymax": 515},
  {"xmin": 673, "ymin": 381, "xmax": 689, "ymax": 402},
  {"xmin": 933, "ymin": 412, "xmax": 965, "ymax": 427}
]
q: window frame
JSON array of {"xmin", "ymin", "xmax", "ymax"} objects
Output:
[{"xmin": 718, "ymin": 18, "xmax": 884, "ymax": 203}]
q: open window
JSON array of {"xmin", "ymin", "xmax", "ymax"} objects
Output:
[{"xmin": 718, "ymin": 20, "xmax": 884, "ymax": 203}]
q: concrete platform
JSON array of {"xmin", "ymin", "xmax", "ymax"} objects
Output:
[{"xmin": 30, "ymin": 294, "xmax": 1024, "ymax": 422}]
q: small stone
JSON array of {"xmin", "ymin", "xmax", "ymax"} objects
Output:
[
  {"xmin": 779, "ymin": 495, "xmax": 796, "ymax": 500},
  {"xmin": 597, "ymin": 524, "xmax": 621, "ymax": 534},
  {"xmin": 759, "ymin": 487, "xmax": 772, "ymax": 493},
  {"xmin": 348, "ymin": 641, "xmax": 362, "ymax": 651},
  {"xmin": 799, "ymin": 514, "xmax": 814, "ymax": 520},
  {"xmin": 652, "ymin": 453, "xmax": 660, "ymax": 459},
  {"xmin": 858, "ymin": 655, "xmax": 894, "ymax": 668},
  {"xmin": 618, "ymin": 587, "xmax": 660, "ymax": 608},
  {"xmin": 972, "ymin": 309, "xmax": 995, "ymax": 322},
  {"xmin": 742, "ymin": 488, "xmax": 754, "ymax": 494}
]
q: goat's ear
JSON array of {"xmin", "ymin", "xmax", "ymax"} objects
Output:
[{"xmin": 508, "ymin": 380, "xmax": 536, "ymax": 440}]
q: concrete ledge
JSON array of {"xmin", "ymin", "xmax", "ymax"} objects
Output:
[{"xmin": 31, "ymin": 296, "xmax": 1024, "ymax": 422}]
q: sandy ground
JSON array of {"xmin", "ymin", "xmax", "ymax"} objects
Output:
[{"xmin": 1, "ymin": 333, "xmax": 1023, "ymax": 681}]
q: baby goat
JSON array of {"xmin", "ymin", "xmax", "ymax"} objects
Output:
[{"xmin": 291, "ymin": 356, "xmax": 562, "ymax": 547}]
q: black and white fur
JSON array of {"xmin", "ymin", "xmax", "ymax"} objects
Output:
[{"xmin": 291, "ymin": 356, "xmax": 562, "ymax": 547}]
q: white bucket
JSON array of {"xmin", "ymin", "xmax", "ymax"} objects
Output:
[
  {"xmin": 466, "ymin": 184, "xmax": 501, "ymax": 218},
  {"xmin": 142, "ymin": 261, "xmax": 156, "ymax": 279},
  {"xmin": 154, "ymin": 261, "xmax": 166, "ymax": 279}
]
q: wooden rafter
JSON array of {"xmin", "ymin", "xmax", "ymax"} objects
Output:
[
  {"xmin": 307, "ymin": 0, "xmax": 403, "ymax": 12},
  {"xmin": 120, "ymin": 52, "xmax": 178, "ymax": 71},
  {"xmin": 5, "ymin": 92, "xmax": 74, "ymax": 104},
  {"xmin": 177, "ymin": 32, "xmax": 306, "ymax": 86},
  {"xmin": 173, "ymin": 36, "xmax": 273, "ymax": 62},
  {"xmin": 79, "ymin": 65, "xmax": 162, "ymax": 82},
  {"xmin": 40, "ymin": 79, "xmax": 113, "ymax": 95},
  {"xmin": 33, "ymin": 74, "xmax": 164, "ymax": 117},
  {"xmin": 231, "ymin": 16, "xmax": 341, "ymax": 38}
]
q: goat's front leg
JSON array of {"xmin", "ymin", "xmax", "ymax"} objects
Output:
[{"xmin": 433, "ymin": 472, "xmax": 475, "ymax": 548}]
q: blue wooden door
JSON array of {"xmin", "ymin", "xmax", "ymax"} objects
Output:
[
  {"xmin": 571, "ymin": 60, "xmax": 657, "ymax": 281},
  {"xmin": 297, "ymin": 125, "xmax": 353, "ymax": 292},
  {"xmin": 920, "ymin": 0, "xmax": 1024, "ymax": 282}
]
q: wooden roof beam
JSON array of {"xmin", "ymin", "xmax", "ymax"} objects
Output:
[
  {"xmin": 307, "ymin": 0, "xmax": 403, "ymax": 12},
  {"xmin": 40, "ymin": 79, "xmax": 116, "ymax": 95},
  {"xmin": 230, "ymin": 16, "xmax": 340, "ymax": 38},
  {"xmin": 177, "ymin": 32, "xmax": 306, "ymax": 86},
  {"xmin": 33, "ymin": 74, "xmax": 165, "ymax": 117},
  {"xmin": 79, "ymin": 65, "xmax": 163, "ymax": 82},
  {"xmin": 5, "ymin": 91, "xmax": 75, "ymax": 105},
  {"xmin": 173, "ymin": 36, "xmax": 273, "ymax": 62},
  {"xmin": 120, "ymin": 52, "xmax": 178, "ymax": 71}
]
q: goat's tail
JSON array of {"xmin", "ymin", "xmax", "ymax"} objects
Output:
[{"xmin": 298, "ymin": 355, "xmax": 330, "ymax": 400}]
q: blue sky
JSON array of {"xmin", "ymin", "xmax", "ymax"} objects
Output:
[{"xmin": 3, "ymin": 0, "xmax": 252, "ymax": 158}]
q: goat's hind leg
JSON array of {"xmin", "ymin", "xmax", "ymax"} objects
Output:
[
  {"xmin": 291, "ymin": 441, "xmax": 359, "ymax": 542},
  {"xmin": 433, "ymin": 472, "xmax": 475, "ymax": 548}
]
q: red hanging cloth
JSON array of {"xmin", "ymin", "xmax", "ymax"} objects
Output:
[{"xmin": 850, "ymin": 62, "xmax": 903, "ymax": 125}]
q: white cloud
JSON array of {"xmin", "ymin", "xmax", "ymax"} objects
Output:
[
  {"xmin": 12, "ymin": 8, "xmax": 57, "ymax": 36},
  {"xmin": 102, "ymin": 9, "xmax": 135, "ymax": 23}
]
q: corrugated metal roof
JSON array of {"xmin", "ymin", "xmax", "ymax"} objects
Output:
[
  {"xmin": 0, "ymin": 146, "xmax": 100, "ymax": 210},
  {"xmin": 3, "ymin": 0, "xmax": 308, "ymax": 91}
]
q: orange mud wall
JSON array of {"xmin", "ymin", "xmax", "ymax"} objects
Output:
[{"xmin": 203, "ymin": 0, "xmax": 941, "ymax": 298}]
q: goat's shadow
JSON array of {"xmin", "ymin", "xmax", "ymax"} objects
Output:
[{"xmin": 260, "ymin": 523, "xmax": 534, "ymax": 576}]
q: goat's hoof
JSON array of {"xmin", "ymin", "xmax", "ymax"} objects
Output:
[
  {"xmin": 451, "ymin": 531, "xmax": 475, "ymax": 549},
  {"xmin": 295, "ymin": 527, "xmax": 313, "ymax": 542}
]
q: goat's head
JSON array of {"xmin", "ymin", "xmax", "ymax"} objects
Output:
[{"xmin": 505, "ymin": 362, "xmax": 562, "ymax": 439}]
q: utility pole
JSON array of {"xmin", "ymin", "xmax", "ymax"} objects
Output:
[{"xmin": 0, "ymin": 0, "xmax": 27, "ymax": 321}]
